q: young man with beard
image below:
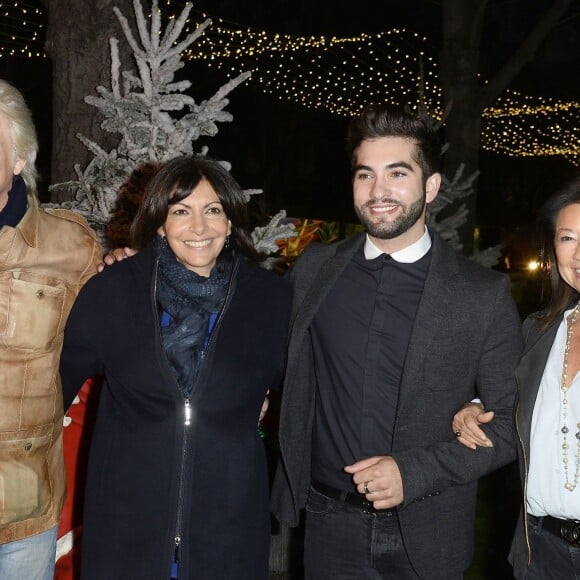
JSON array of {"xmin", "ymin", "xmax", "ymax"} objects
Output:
[{"xmin": 271, "ymin": 104, "xmax": 523, "ymax": 579}]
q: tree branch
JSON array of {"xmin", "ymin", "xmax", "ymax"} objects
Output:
[
  {"xmin": 469, "ymin": 0, "xmax": 488, "ymax": 53},
  {"xmin": 480, "ymin": 0, "xmax": 575, "ymax": 109}
]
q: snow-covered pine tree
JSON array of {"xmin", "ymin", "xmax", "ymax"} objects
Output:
[
  {"xmin": 427, "ymin": 164, "xmax": 502, "ymax": 267},
  {"xmin": 46, "ymin": 0, "xmax": 294, "ymax": 257},
  {"xmin": 418, "ymin": 102, "xmax": 501, "ymax": 267}
]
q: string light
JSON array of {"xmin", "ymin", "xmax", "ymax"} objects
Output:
[
  {"xmin": 2, "ymin": 1, "xmax": 577, "ymax": 164},
  {"xmin": 186, "ymin": 26, "xmax": 441, "ymax": 117},
  {"xmin": 0, "ymin": 1, "xmax": 45, "ymax": 58}
]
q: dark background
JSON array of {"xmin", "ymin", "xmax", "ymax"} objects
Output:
[{"xmin": 2, "ymin": 0, "xmax": 579, "ymax": 235}]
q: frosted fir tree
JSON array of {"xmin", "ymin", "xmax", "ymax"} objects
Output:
[
  {"xmin": 251, "ymin": 209, "xmax": 297, "ymax": 267},
  {"xmin": 419, "ymin": 103, "xmax": 501, "ymax": 267},
  {"xmin": 46, "ymin": 0, "xmax": 295, "ymax": 257},
  {"xmin": 426, "ymin": 163, "xmax": 502, "ymax": 268},
  {"xmin": 426, "ymin": 163, "xmax": 473, "ymax": 249}
]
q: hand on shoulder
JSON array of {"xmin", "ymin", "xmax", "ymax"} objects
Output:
[{"xmin": 97, "ymin": 247, "xmax": 138, "ymax": 272}]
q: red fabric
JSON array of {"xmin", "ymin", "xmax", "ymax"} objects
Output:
[{"xmin": 55, "ymin": 378, "xmax": 101, "ymax": 580}]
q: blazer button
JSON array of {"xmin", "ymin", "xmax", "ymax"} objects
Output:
[{"xmin": 36, "ymin": 289, "xmax": 45, "ymax": 299}]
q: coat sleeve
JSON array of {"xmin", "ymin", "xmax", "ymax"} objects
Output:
[
  {"xmin": 391, "ymin": 275, "xmax": 523, "ymax": 505},
  {"xmin": 60, "ymin": 278, "xmax": 105, "ymax": 411}
]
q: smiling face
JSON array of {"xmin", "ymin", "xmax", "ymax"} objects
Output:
[
  {"xmin": 554, "ymin": 202, "xmax": 580, "ymax": 293},
  {"xmin": 158, "ymin": 178, "xmax": 231, "ymax": 277},
  {"xmin": 352, "ymin": 136, "xmax": 440, "ymax": 254}
]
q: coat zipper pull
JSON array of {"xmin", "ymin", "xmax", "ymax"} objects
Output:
[
  {"xmin": 184, "ymin": 398, "xmax": 191, "ymax": 426},
  {"xmin": 174, "ymin": 535, "xmax": 181, "ymax": 562}
]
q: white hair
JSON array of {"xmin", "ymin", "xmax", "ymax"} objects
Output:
[{"xmin": 0, "ymin": 79, "xmax": 39, "ymax": 193}]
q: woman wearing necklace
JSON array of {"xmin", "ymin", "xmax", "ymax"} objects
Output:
[
  {"xmin": 452, "ymin": 177, "xmax": 580, "ymax": 579},
  {"xmin": 59, "ymin": 155, "xmax": 291, "ymax": 579}
]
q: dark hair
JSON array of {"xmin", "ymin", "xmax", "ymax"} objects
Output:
[
  {"xmin": 536, "ymin": 177, "xmax": 580, "ymax": 327},
  {"xmin": 131, "ymin": 155, "xmax": 258, "ymax": 261},
  {"xmin": 346, "ymin": 104, "xmax": 441, "ymax": 179}
]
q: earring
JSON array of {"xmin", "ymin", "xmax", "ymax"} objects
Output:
[{"xmin": 224, "ymin": 235, "xmax": 230, "ymax": 249}]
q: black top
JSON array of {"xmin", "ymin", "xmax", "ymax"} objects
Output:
[
  {"xmin": 0, "ymin": 176, "xmax": 27, "ymax": 228},
  {"xmin": 311, "ymin": 245, "xmax": 431, "ymax": 491}
]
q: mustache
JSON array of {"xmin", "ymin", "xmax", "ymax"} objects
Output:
[{"xmin": 361, "ymin": 198, "xmax": 403, "ymax": 209}]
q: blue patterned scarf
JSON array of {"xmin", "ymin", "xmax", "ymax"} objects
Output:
[{"xmin": 155, "ymin": 237, "xmax": 232, "ymax": 396}]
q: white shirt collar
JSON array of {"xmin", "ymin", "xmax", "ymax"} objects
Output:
[{"xmin": 364, "ymin": 227, "xmax": 432, "ymax": 263}]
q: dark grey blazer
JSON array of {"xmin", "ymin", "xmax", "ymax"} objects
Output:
[
  {"xmin": 510, "ymin": 314, "xmax": 561, "ymax": 579},
  {"xmin": 271, "ymin": 230, "xmax": 524, "ymax": 579}
]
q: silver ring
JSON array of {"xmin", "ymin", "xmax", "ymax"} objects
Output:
[
  {"xmin": 454, "ymin": 429, "xmax": 462, "ymax": 438},
  {"xmin": 363, "ymin": 481, "xmax": 370, "ymax": 495}
]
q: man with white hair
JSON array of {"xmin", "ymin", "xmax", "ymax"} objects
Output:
[{"xmin": 0, "ymin": 79, "xmax": 101, "ymax": 579}]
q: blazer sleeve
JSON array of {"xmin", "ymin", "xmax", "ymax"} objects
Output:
[
  {"xmin": 391, "ymin": 274, "xmax": 523, "ymax": 504},
  {"xmin": 285, "ymin": 242, "xmax": 328, "ymax": 303}
]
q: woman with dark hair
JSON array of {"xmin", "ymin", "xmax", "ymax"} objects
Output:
[
  {"xmin": 452, "ymin": 178, "xmax": 580, "ymax": 578},
  {"xmin": 59, "ymin": 155, "xmax": 291, "ymax": 579}
]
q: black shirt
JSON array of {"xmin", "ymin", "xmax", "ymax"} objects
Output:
[{"xmin": 311, "ymin": 243, "xmax": 431, "ymax": 491}]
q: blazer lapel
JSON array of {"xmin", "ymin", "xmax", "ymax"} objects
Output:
[
  {"xmin": 290, "ymin": 234, "xmax": 364, "ymax": 339},
  {"xmin": 399, "ymin": 234, "xmax": 456, "ymax": 395},
  {"xmin": 516, "ymin": 319, "xmax": 560, "ymax": 450}
]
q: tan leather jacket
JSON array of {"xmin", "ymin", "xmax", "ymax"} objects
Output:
[{"xmin": 0, "ymin": 194, "xmax": 101, "ymax": 543}]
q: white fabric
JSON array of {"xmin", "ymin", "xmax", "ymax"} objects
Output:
[
  {"xmin": 364, "ymin": 227, "xmax": 432, "ymax": 262},
  {"xmin": 527, "ymin": 307, "xmax": 580, "ymax": 519}
]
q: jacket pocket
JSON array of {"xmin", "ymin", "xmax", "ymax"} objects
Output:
[
  {"xmin": 3, "ymin": 272, "xmax": 66, "ymax": 350},
  {"xmin": 0, "ymin": 431, "xmax": 53, "ymax": 525}
]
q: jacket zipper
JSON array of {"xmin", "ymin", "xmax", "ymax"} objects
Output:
[
  {"xmin": 160, "ymin": 258, "xmax": 239, "ymax": 572},
  {"xmin": 173, "ymin": 401, "xmax": 190, "ymax": 573},
  {"xmin": 151, "ymin": 261, "xmax": 185, "ymax": 574}
]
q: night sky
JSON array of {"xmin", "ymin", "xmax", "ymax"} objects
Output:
[
  {"xmin": 187, "ymin": 0, "xmax": 580, "ymax": 236},
  {"xmin": 1, "ymin": 0, "xmax": 579, "ymax": 242}
]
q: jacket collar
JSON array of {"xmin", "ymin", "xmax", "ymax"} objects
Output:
[
  {"xmin": 290, "ymin": 229, "xmax": 451, "ymax": 343},
  {"xmin": 294, "ymin": 226, "xmax": 450, "ymax": 310},
  {"xmin": 516, "ymin": 317, "xmax": 560, "ymax": 413},
  {"xmin": 14, "ymin": 193, "xmax": 40, "ymax": 248},
  {"xmin": 514, "ymin": 317, "xmax": 560, "ymax": 462}
]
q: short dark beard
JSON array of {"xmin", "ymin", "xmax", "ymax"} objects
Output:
[{"xmin": 354, "ymin": 193, "xmax": 426, "ymax": 239}]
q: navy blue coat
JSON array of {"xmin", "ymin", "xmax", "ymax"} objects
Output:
[{"xmin": 60, "ymin": 245, "xmax": 291, "ymax": 579}]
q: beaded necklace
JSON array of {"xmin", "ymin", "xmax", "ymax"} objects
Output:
[{"xmin": 561, "ymin": 304, "xmax": 580, "ymax": 491}]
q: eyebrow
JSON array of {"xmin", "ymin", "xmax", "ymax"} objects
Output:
[
  {"xmin": 173, "ymin": 199, "xmax": 223, "ymax": 209},
  {"xmin": 353, "ymin": 161, "xmax": 415, "ymax": 173}
]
